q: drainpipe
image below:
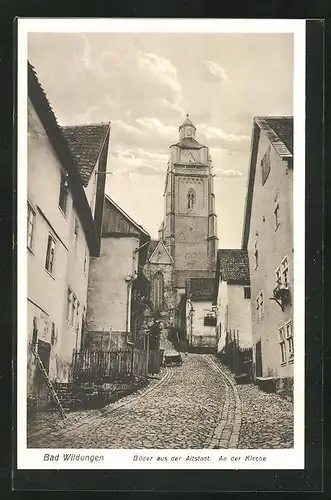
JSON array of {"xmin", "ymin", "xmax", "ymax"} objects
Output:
[
  {"xmin": 125, "ymin": 275, "xmax": 135, "ymax": 376},
  {"xmin": 125, "ymin": 275, "xmax": 134, "ymax": 343}
]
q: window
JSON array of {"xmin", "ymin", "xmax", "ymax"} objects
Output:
[
  {"xmin": 286, "ymin": 320, "xmax": 294, "ymax": 360},
  {"xmin": 51, "ymin": 322, "xmax": 56, "ymax": 345},
  {"xmin": 274, "ymin": 201, "xmax": 280, "ymax": 230},
  {"xmin": 84, "ymin": 251, "xmax": 88, "ymax": 275},
  {"xmin": 187, "ymin": 189, "xmax": 195, "ymax": 211},
  {"xmin": 59, "ymin": 172, "xmax": 69, "ymax": 214},
  {"xmin": 281, "ymin": 257, "xmax": 289, "ymax": 287},
  {"xmin": 261, "ymin": 147, "xmax": 271, "ymax": 185},
  {"xmin": 152, "ymin": 272, "xmax": 164, "ymax": 312},
  {"xmin": 66, "ymin": 287, "xmax": 73, "ymax": 320},
  {"xmin": 256, "ymin": 291, "xmax": 264, "ymax": 321},
  {"xmin": 27, "ymin": 203, "xmax": 36, "ymax": 250},
  {"xmin": 45, "ymin": 235, "xmax": 56, "ymax": 274},
  {"xmin": 244, "ymin": 286, "xmax": 251, "ymax": 299},
  {"xmin": 204, "ymin": 315, "xmax": 217, "ymax": 327},
  {"xmin": 71, "ymin": 294, "xmax": 77, "ymax": 325},
  {"xmin": 279, "ymin": 326, "xmax": 286, "ymax": 363},
  {"xmin": 279, "ymin": 320, "xmax": 294, "ymax": 364},
  {"xmin": 254, "ymin": 242, "xmax": 259, "ymax": 269},
  {"xmin": 76, "ymin": 301, "xmax": 80, "ymax": 328},
  {"xmin": 73, "ymin": 218, "xmax": 79, "ymax": 246},
  {"xmin": 275, "ymin": 266, "xmax": 281, "ymax": 285}
]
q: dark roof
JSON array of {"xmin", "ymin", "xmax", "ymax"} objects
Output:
[
  {"xmin": 263, "ymin": 117, "xmax": 293, "ymax": 155},
  {"xmin": 147, "ymin": 240, "xmax": 159, "ymax": 259},
  {"xmin": 61, "ymin": 123, "xmax": 110, "ymax": 186},
  {"xmin": 28, "ymin": 61, "xmax": 101, "ymax": 257},
  {"xmin": 176, "ymin": 270, "xmax": 214, "ymax": 289},
  {"xmin": 171, "ymin": 137, "xmax": 205, "ymax": 149},
  {"xmin": 186, "ymin": 277, "xmax": 216, "ymax": 301},
  {"xmin": 216, "ymin": 249, "xmax": 250, "ymax": 283}
]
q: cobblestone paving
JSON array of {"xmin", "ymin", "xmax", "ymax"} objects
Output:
[
  {"xmin": 237, "ymin": 384, "xmax": 294, "ymax": 449},
  {"xmin": 28, "ymin": 354, "xmax": 229, "ymax": 449}
]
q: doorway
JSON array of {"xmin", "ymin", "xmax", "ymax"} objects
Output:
[{"xmin": 255, "ymin": 340, "xmax": 263, "ymax": 377}]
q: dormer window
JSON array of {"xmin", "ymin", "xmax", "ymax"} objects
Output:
[{"xmin": 187, "ymin": 189, "xmax": 196, "ymax": 210}]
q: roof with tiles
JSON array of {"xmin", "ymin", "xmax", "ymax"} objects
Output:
[
  {"xmin": 186, "ymin": 277, "xmax": 216, "ymax": 301},
  {"xmin": 172, "ymin": 137, "xmax": 205, "ymax": 149},
  {"xmin": 216, "ymin": 249, "xmax": 250, "ymax": 283},
  {"xmin": 176, "ymin": 270, "xmax": 214, "ymax": 289},
  {"xmin": 255, "ymin": 116, "xmax": 293, "ymax": 157},
  {"xmin": 264, "ymin": 117, "xmax": 293, "ymax": 155},
  {"xmin": 27, "ymin": 61, "xmax": 101, "ymax": 256},
  {"xmin": 61, "ymin": 123, "xmax": 110, "ymax": 186}
]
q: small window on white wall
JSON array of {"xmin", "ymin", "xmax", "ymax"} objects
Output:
[{"xmin": 187, "ymin": 189, "xmax": 195, "ymax": 211}]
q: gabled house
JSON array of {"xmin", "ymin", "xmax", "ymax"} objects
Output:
[
  {"xmin": 27, "ymin": 62, "xmax": 110, "ymax": 406},
  {"xmin": 242, "ymin": 116, "xmax": 293, "ymax": 390},
  {"xmin": 85, "ymin": 195, "xmax": 151, "ymax": 350},
  {"xmin": 185, "ymin": 277, "xmax": 217, "ymax": 350},
  {"xmin": 214, "ymin": 249, "xmax": 252, "ymax": 353}
]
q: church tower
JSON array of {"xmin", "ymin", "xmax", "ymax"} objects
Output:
[{"xmin": 162, "ymin": 114, "xmax": 218, "ymax": 294}]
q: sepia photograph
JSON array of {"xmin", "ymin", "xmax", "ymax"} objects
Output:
[{"xmin": 17, "ymin": 19, "xmax": 305, "ymax": 469}]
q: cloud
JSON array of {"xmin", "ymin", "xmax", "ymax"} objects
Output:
[
  {"xmin": 28, "ymin": 33, "xmax": 184, "ymax": 126},
  {"xmin": 214, "ymin": 168, "xmax": 244, "ymax": 178},
  {"xmin": 197, "ymin": 124, "xmax": 250, "ymax": 152},
  {"xmin": 110, "ymin": 145, "xmax": 168, "ymax": 177},
  {"xmin": 203, "ymin": 61, "xmax": 229, "ymax": 82}
]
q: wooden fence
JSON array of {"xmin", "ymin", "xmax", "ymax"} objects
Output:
[
  {"xmin": 72, "ymin": 348, "xmax": 148, "ymax": 383},
  {"xmin": 218, "ymin": 329, "xmax": 253, "ymax": 376}
]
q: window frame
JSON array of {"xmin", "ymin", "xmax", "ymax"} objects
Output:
[
  {"xmin": 73, "ymin": 218, "xmax": 79, "ymax": 246},
  {"xmin": 58, "ymin": 172, "xmax": 69, "ymax": 216},
  {"xmin": 261, "ymin": 146, "xmax": 271, "ymax": 185},
  {"xmin": 27, "ymin": 202, "xmax": 36, "ymax": 251},
  {"xmin": 187, "ymin": 188, "xmax": 196, "ymax": 211},
  {"xmin": 279, "ymin": 326, "xmax": 287, "ymax": 364},
  {"xmin": 285, "ymin": 320, "xmax": 294, "ymax": 361},
  {"xmin": 204, "ymin": 314, "xmax": 217, "ymax": 327},
  {"xmin": 45, "ymin": 233, "xmax": 56, "ymax": 275},
  {"xmin": 244, "ymin": 286, "xmax": 251, "ymax": 299},
  {"xmin": 256, "ymin": 291, "xmax": 264, "ymax": 321},
  {"xmin": 274, "ymin": 200, "xmax": 280, "ymax": 231},
  {"xmin": 281, "ymin": 256, "xmax": 290, "ymax": 287},
  {"xmin": 254, "ymin": 241, "xmax": 259, "ymax": 270},
  {"xmin": 66, "ymin": 287, "xmax": 73, "ymax": 321}
]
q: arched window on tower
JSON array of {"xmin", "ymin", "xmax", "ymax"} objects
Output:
[
  {"xmin": 152, "ymin": 272, "xmax": 164, "ymax": 312},
  {"xmin": 187, "ymin": 189, "xmax": 196, "ymax": 211}
]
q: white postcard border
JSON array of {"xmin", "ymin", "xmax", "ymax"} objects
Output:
[{"xmin": 17, "ymin": 18, "xmax": 306, "ymax": 470}]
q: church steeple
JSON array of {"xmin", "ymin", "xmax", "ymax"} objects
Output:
[{"xmin": 179, "ymin": 113, "xmax": 196, "ymax": 140}]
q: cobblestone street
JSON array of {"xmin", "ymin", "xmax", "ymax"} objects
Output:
[
  {"xmin": 28, "ymin": 354, "xmax": 294, "ymax": 450},
  {"xmin": 28, "ymin": 354, "xmax": 238, "ymax": 449}
]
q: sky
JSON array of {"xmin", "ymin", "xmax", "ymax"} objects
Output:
[{"xmin": 28, "ymin": 32, "xmax": 293, "ymax": 247}]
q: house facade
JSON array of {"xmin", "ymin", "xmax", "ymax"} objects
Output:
[
  {"xmin": 185, "ymin": 277, "xmax": 217, "ymax": 350},
  {"xmin": 214, "ymin": 249, "xmax": 252, "ymax": 353},
  {"xmin": 27, "ymin": 62, "xmax": 110, "ymax": 405},
  {"xmin": 85, "ymin": 195, "xmax": 151, "ymax": 350},
  {"xmin": 242, "ymin": 117, "xmax": 293, "ymax": 384}
]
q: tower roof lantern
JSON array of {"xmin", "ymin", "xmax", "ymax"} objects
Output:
[{"xmin": 179, "ymin": 113, "xmax": 196, "ymax": 131}]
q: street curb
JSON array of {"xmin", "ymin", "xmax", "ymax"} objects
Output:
[{"xmin": 206, "ymin": 356, "xmax": 242, "ymax": 449}]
